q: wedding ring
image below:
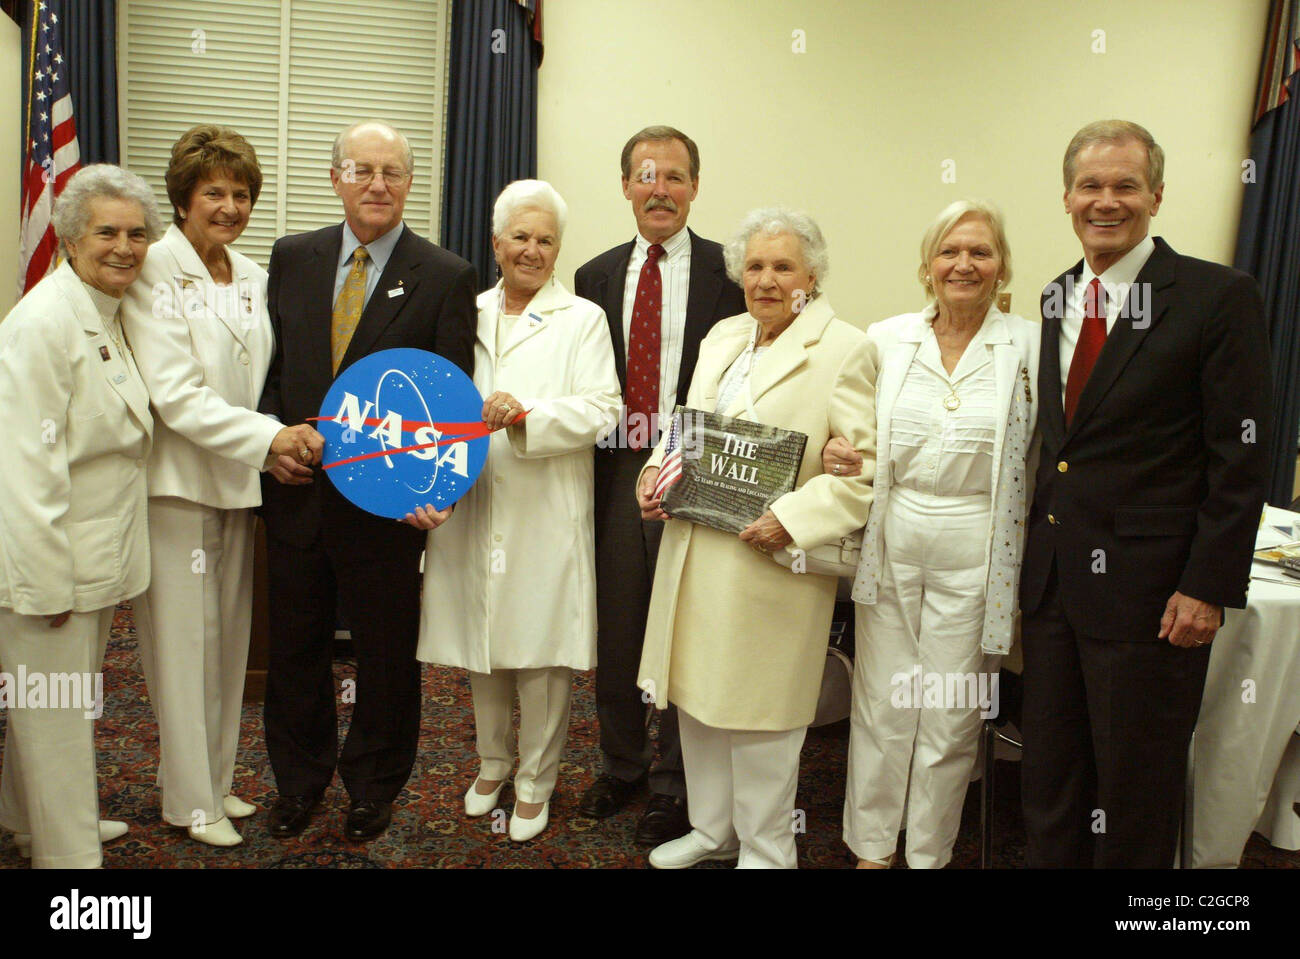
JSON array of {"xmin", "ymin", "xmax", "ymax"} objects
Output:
[
  {"xmin": 1194, "ymin": 638, "xmax": 1209, "ymax": 646},
  {"xmin": 498, "ymin": 404, "xmax": 511, "ymax": 414},
  {"xmin": 298, "ymin": 447, "xmax": 311, "ymax": 463},
  {"xmin": 834, "ymin": 464, "xmax": 841, "ymax": 475}
]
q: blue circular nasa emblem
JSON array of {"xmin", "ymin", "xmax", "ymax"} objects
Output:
[{"xmin": 317, "ymin": 349, "xmax": 488, "ymax": 519}]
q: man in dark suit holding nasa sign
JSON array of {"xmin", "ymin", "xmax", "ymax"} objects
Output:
[{"xmin": 258, "ymin": 120, "xmax": 476, "ymax": 842}]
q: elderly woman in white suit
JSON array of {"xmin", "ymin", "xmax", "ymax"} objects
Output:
[
  {"xmin": 0, "ymin": 165, "xmax": 162, "ymax": 867},
  {"xmin": 408, "ymin": 180, "xmax": 621, "ymax": 842},
  {"xmin": 121, "ymin": 125, "xmax": 323, "ymax": 848},
  {"xmin": 636, "ymin": 208, "xmax": 877, "ymax": 870},
  {"xmin": 825, "ymin": 199, "xmax": 1039, "ymax": 869}
]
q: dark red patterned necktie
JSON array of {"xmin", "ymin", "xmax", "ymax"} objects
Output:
[
  {"xmin": 1064, "ymin": 277, "xmax": 1106, "ymax": 426},
  {"xmin": 625, "ymin": 243, "xmax": 664, "ymax": 450}
]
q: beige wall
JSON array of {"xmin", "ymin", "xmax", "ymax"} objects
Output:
[
  {"xmin": 0, "ymin": 15, "xmax": 20, "ymax": 317},
  {"xmin": 538, "ymin": 0, "xmax": 1270, "ymax": 327}
]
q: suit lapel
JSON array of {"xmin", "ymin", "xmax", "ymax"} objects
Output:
[
  {"xmin": 680, "ymin": 229, "xmax": 728, "ymax": 406},
  {"xmin": 1065, "ymin": 240, "xmax": 1175, "ymax": 440},
  {"xmin": 164, "ymin": 225, "xmax": 251, "ymax": 348},
  {"xmin": 499, "ymin": 276, "xmax": 568, "ymax": 357},
  {"xmin": 596, "ymin": 242, "xmax": 635, "ymax": 391},
  {"xmin": 311, "ymin": 225, "xmax": 344, "ymax": 382},
  {"xmin": 732, "ymin": 296, "xmax": 835, "ymax": 414},
  {"xmin": 695, "ymin": 323, "xmax": 751, "ymax": 412},
  {"xmin": 63, "ymin": 267, "xmax": 153, "ymax": 437},
  {"xmin": 340, "ymin": 226, "xmax": 422, "ymax": 369},
  {"xmin": 1038, "ymin": 266, "xmax": 1074, "ymax": 451}
]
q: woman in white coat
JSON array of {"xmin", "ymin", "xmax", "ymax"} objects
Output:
[
  {"xmin": 121, "ymin": 125, "xmax": 323, "ymax": 848},
  {"xmin": 635, "ymin": 208, "xmax": 877, "ymax": 870},
  {"xmin": 826, "ymin": 199, "xmax": 1040, "ymax": 869},
  {"xmin": 0, "ymin": 165, "xmax": 162, "ymax": 867},
  {"xmin": 408, "ymin": 180, "xmax": 621, "ymax": 842}
]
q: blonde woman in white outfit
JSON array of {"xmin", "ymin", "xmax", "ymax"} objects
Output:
[
  {"xmin": 409, "ymin": 180, "xmax": 621, "ymax": 842},
  {"xmin": 121, "ymin": 126, "xmax": 324, "ymax": 848},
  {"xmin": 826, "ymin": 200, "xmax": 1039, "ymax": 869},
  {"xmin": 0, "ymin": 165, "xmax": 161, "ymax": 867}
]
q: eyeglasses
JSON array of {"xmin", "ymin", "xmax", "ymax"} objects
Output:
[{"xmin": 335, "ymin": 165, "xmax": 412, "ymax": 187}]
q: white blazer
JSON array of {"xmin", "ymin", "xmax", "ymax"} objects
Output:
[
  {"xmin": 121, "ymin": 224, "xmax": 280, "ymax": 509},
  {"xmin": 417, "ymin": 276, "xmax": 622, "ymax": 672},
  {"xmin": 0, "ymin": 262, "xmax": 154, "ymax": 616},
  {"xmin": 850, "ymin": 304, "xmax": 1040, "ymax": 654}
]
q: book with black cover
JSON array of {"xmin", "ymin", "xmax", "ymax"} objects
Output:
[{"xmin": 660, "ymin": 406, "xmax": 808, "ymax": 534}]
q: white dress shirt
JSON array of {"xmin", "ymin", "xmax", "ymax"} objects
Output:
[
  {"xmin": 622, "ymin": 225, "xmax": 691, "ymax": 425},
  {"xmin": 891, "ymin": 324, "xmax": 997, "ymax": 497},
  {"xmin": 1058, "ymin": 234, "xmax": 1155, "ymax": 403}
]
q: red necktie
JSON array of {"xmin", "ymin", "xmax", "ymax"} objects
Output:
[
  {"xmin": 625, "ymin": 243, "xmax": 664, "ymax": 451},
  {"xmin": 1064, "ymin": 277, "xmax": 1106, "ymax": 426}
]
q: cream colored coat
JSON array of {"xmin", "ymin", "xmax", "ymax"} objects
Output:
[
  {"xmin": 636, "ymin": 297, "xmax": 877, "ymax": 731},
  {"xmin": 0, "ymin": 262, "xmax": 153, "ymax": 616},
  {"xmin": 416, "ymin": 277, "xmax": 621, "ymax": 672},
  {"xmin": 121, "ymin": 224, "xmax": 280, "ymax": 508}
]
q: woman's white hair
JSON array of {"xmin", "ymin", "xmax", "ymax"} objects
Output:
[
  {"xmin": 723, "ymin": 207, "xmax": 829, "ymax": 291},
  {"xmin": 492, "ymin": 179, "xmax": 568, "ymax": 239},
  {"xmin": 917, "ymin": 199, "xmax": 1013, "ymax": 300},
  {"xmin": 52, "ymin": 164, "xmax": 164, "ymax": 257}
]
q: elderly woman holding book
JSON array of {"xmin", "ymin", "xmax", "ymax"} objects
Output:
[{"xmin": 635, "ymin": 207, "xmax": 876, "ymax": 869}]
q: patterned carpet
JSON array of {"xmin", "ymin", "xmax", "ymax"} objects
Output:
[{"xmin": 0, "ymin": 603, "xmax": 1295, "ymax": 869}]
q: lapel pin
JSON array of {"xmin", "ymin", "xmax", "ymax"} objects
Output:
[
  {"xmin": 112, "ymin": 373, "xmax": 127, "ymax": 384},
  {"xmin": 387, "ymin": 286, "xmax": 405, "ymax": 298},
  {"xmin": 99, "ymin": 345, "xmax": 111, "ymax": 362}
]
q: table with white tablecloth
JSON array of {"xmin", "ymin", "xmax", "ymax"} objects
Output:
[{"xmin": 1191, "ymin": 505, "xmax": 1300, "ymax": 867}]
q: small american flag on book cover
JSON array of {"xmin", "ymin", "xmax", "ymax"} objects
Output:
[{"xmin": 651, "ymin": 411, "xmax": 683, "ymax": 501}]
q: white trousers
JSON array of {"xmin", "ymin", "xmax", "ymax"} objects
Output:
[
  {"xmin": 133, "ymin": 499, "xmax": 253, "ymax": 826},
  {"xmin": 843, "ymin": 486, "xmax": 997, "ymax": 868},
  {"xmin": 678, "ymin": 706, "xmax": 807, "ymax": 869},
  {"xmin": 0, "ymin": 605, "xmax": 113, "ymax": 868},
  {"xmin": 469, "ymin": 666, "xmax": 572, "ymax": 804}
]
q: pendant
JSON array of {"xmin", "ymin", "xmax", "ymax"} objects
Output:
[{"xmin": 943, "ymin": 392, "xmax": 961, "ymax": 411}]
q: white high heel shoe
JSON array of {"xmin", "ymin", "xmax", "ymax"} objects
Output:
[
  {"xmin": 188, "ymin": 816, "xmax": 243, "ymax": 847},
  {"xmin": 14, "ymin": 820, "xmax": 129, "ymax": 859},
  {"xmin": 464, "ymin": 778, "xmax": 507, "ymax": 818},
  {"xmin": 223, "ymin": 795, "xmax": 257, "ymax": 819},
  {"xmin": 508, "ymin": 801, "xmax": 549, "ymax": 842}
]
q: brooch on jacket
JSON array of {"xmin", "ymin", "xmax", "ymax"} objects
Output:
[{"xmin": 1020, "ymin": 366, "xmax": 1032, "ymax": 404}]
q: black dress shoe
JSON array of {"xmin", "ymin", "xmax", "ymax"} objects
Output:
[
  {"xmin": 578, "ymin": 773, "xmax": 646, "ymax": 819},
  {"xmin": 635, "ymin": 793, "xmax": 690, "ymax": 846},
  {"xmin": 268, "ymin": 794, "xmax": 320, "ymax": 839},
  {"xmin": 344, "ymin": 799, "xmax": 392, "ymax": 841}
]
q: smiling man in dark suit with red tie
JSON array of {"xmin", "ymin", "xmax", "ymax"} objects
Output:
[
  {"xmin": 574, "ymin": 126, "xmax": 745, "ymax": 844},
  {"xmin": 258, "ymin": 120, "xmax": 476, "ymax": 842},
  {"xmin": 1019, "ymin": 119, "xmax": 1273, "ymax": 868}
]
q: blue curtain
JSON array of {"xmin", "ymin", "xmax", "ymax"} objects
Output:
[
  {"xmin": 1235, "ymin": 44, "xmax": 1300, "ymax": 506},
  {"xmin": 20, "ymin": 0, "xmax": 118, "ymax": 165},
  {"xmin": 440, "ymin": 0, "xmax": 542, "ymax": 291}
]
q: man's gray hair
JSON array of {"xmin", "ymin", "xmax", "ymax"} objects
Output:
[
  {"xmin": 492, "ymin": 179, "xmax": 568, "ymax": 239},
  {"xmin": 1063, "ymin": 119, "xmax": 1164, "ymax": 191},
  {"xmin": 723, "ymin": 207, "xmax": 829, "ymax": 291},
  {"xmin": 51, "ymin": 164, "xmax": 164, "ymax": 257},
  {"xmin": 331, "ymin": 119, "xmax": 415, "ymax": 173}
]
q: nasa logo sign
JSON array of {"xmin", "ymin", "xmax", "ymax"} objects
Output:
[{"xmin": 315, "ymin": 349, "xmax": 489, "ymax": 519}]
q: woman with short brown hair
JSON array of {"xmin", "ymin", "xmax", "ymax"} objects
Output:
[{"xmin": 122, "ymin": 124, "xmax": 321, "ymax": 848}]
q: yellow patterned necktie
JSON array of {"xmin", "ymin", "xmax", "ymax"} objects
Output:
[{"xmin": 331, "ymin": 246, "xmax": 369, "ymax": 374}]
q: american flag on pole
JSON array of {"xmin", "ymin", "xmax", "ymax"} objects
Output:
[
  {"xmin": 651, "ymin": 411, "xmax": 683, "ymax": 501},
  {"xmin": 18, "ymin": 0, "xmax": 81, "ymax": 297}
]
